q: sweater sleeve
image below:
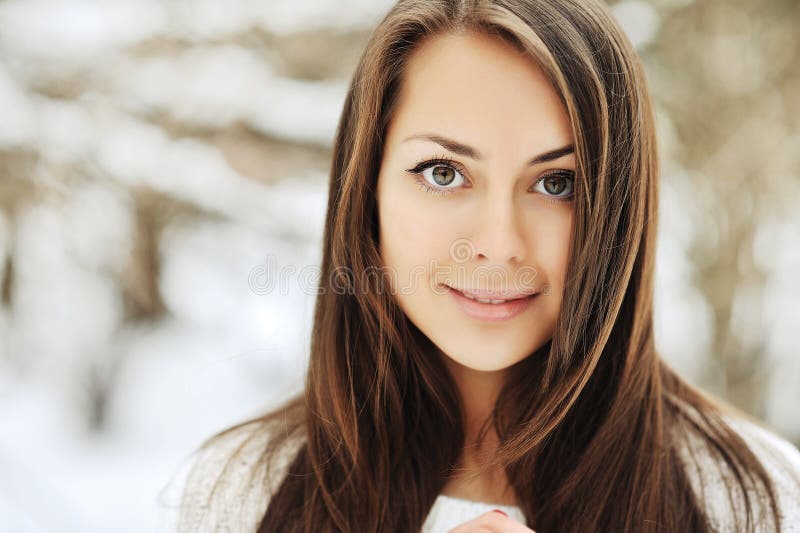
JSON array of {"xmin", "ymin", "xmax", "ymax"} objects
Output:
[
  {"xmin": 678, "ymin": 413, "xmax": 800, "ymax": 532},
  {"xmin": 729, "ymin": 417, "xmax": 800, "ymax": 530},
  {"xmin": 157, "ymin": 421, "xmax": 300, "ymax": 533}
]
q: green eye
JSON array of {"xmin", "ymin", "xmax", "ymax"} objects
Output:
[
  {"xmin": 532, "ymin": 170, "xmax": 575, "ymax": 201},
  {"xmin": 406, "ymin": 157, "xmax": 468, "ymax": 196},
  {"xmin": 431, "ymin": 166, "xmax": 455, "ymax": 185}
]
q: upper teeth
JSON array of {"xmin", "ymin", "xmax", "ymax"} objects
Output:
[{"xmin": 461, "ymin": 292, "xmax": 509, "ymax": 304}]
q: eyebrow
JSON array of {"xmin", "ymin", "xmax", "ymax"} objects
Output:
[{"xmin": 403, "ymin": 133, "xmax": 574, "ymax": 166}]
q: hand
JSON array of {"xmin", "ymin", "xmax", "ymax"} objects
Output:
[{"xmin": 447, "ymin": 509, "xmax": 537, "ymax": 532}]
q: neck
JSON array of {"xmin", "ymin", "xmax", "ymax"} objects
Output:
[
  {"xmin": 440, "ymin": 356, "xmax": 518, "ymax": 505},
  {"xmin": 443, "ymin": 356, "xmax": 506, "ymax": 443}
]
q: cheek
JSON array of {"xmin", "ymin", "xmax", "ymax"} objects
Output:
[
  {"xmin": 532, "ymin": 209, "xmax": 573, "ymax": 288},
  {"xmin": 378, "ymin": 187, "xmax": 450, "ymax": 271}
]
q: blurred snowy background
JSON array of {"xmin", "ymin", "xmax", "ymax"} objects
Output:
[{"xmin": 0, "ymin": 0, "xmax": 797, "ymax": 531}]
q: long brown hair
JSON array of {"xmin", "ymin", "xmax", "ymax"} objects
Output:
[{"xmin": 187, "ymin": 1, "xmax": 784, "ymax": 531}]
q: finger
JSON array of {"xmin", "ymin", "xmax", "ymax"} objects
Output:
[{"xmin": 446, "ymin": 509, "xmax": 537, "ymax": 533}]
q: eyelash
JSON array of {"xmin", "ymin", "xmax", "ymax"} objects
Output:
[{"xmin": 404, "ymin": 154, "xmax": 576, "ymax": 203}]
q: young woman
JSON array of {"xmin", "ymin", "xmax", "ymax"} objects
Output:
[{"xmin": 169, "ymin": 0, "xmax": 800, "ymax": 531}]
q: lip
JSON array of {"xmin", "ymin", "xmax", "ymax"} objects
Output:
[
  {"xmin": 446, "ymin": 285, "xmax": 537, "ymax": 322},
  {"xmin": 452, "ymin": 286, "xmax": 538, "ymax": 300}
]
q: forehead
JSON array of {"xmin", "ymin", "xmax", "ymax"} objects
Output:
[{"xmin": 387, "ymin": 31, "xmax": 573, "ymax": 158}]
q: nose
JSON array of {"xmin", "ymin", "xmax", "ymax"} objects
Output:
[{"xmin": 471, "ymin": 194, "xmax": 527, "ymax": 265}]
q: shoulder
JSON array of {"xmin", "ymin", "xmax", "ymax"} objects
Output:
[
  {"xmin": 677, "ymin": 410, "xmax": 800, "ymax": 532},
  {"xmin": 159, "ymin": 419, "xmax": 303, "ymax": 533},
  {"xmin": 727, "ymin": 415, "xmax": 800, "ymax": 524}
]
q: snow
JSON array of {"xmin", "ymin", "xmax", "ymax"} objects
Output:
[{"xmin": 0, "ymin": 1, "xmax": 796, "ymax": 531}]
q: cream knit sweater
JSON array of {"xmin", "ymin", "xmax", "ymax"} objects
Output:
[{"xmin": 159, "ymin": 413, "xmax": 800, "ymax": 532}]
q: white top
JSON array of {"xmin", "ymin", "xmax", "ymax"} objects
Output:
[
  {"xmin": 421, "ymin": 494, "xmax": 526, "ymax": 532},
  {"xmin": 159, "ymin": 412, "xmax": 800, "ymax": 532}
]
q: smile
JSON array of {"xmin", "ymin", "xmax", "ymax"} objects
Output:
[{"xmin": 445, "ymin": 285, "xmax": 538, "ymax": 322}]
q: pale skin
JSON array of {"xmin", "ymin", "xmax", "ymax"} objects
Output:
[{"xmin": 377, "ymin": 30, "xmax": 576, "ymax": 532}]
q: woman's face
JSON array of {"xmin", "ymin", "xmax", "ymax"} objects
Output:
[{"xmin": 376, "ymin": 31, "xmax": 575, "ymax": 372}]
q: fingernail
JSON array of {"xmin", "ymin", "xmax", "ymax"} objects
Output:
[{"xmin": 492, "ymin": 509, "xmax": 508, "ymax": 517}]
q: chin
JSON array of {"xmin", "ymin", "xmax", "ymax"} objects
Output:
[{"xmin": 438, "ymin": 342, "xmax": 533, "ymax": 372}]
